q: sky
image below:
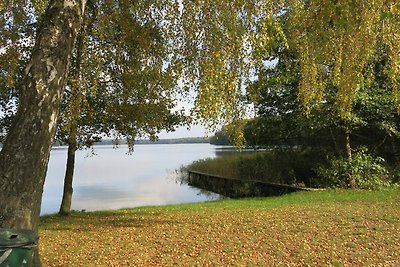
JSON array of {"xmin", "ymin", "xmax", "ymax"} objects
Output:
[
  {"xmin": 158, "ymin": 124, "xmax": 210, "ymax": 139},
  {"xmin": 156, "ymin": 92, "xmax": 216, "ymax": 139}
]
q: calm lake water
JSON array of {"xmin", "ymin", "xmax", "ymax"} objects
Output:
[{"xmin": 41, "ymin": 143, "xmax": 223, "ymax": 215}]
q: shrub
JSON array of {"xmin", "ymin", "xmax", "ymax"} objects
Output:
[{"xmin": 316, "ymin": 147, "xmax": 391, "ymax": 190}]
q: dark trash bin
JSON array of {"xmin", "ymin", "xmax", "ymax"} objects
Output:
[{"xmin": 0, "ymin": 228, "xmax": 38, "ymax": 267}]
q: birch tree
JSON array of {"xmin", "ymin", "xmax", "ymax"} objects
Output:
[
  {"xmin": 287, "ymin": 0, "xmax": 400, "ymax": 114},
  {"xmin": 0, "ymin": 0, "xmax": 86, "ymax": 265},
  {"xmin": 57, "ymin": 0, "xmax": 184, "ymax": 214}
]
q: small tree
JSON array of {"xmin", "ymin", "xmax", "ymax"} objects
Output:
[{"xmin": 56, "ymin": 1, "xmax": 184, "ymax": 215}]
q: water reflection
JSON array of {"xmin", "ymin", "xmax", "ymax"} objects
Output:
[{"xmin": 42, "ymin": 144, "xmax": 222, "ymax": 215}]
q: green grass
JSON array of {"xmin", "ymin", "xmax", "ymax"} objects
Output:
[{"xmin": 39, "ymin": 189, "xmax": 400, "ymax": 266}]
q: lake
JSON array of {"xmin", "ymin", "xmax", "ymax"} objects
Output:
[{"xmin": 42, "ymin": 143, "xmax": 223, "ymax": 215}]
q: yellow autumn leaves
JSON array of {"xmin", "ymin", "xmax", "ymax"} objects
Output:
[
  {"xmin": 181, "ymin": 0, "xmax": 400, "ymax": 123},
  {"xmin": 39, "ymin": 190, "xmax": 400, "ymax": 266},
  {"xmin": 2, "ymin": 0, "xmax": 400, "ymax": 126},
  {"xmin": 288, "ymin": 0, "xmax": 400, "ymax": 114}
]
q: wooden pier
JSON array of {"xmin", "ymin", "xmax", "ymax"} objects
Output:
[{"xmin": 188, "ymin": 170, "xmax": 317, "ymax": 198}]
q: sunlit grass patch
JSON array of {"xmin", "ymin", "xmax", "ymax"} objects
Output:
[{"xmin": 40, "ymin": 189, "xmax": 400, "ymax": 266}]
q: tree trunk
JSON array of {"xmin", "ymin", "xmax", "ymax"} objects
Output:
[
  {"xmin": 0, "ymin": 0, "xmax": 86, "ymax": 264},
  {"xmin": 0, "ymin": 0, "xmax": 86, "ymax": 229},
  {"xmin": 329, "ymin": 127, "xmax": 341, "ymax": 155},
  {"xmin": 59, "ymin": 128, "xmax": 78, "ymax": 215},
  {"xmin": 343, "ymin": 127, "xmax": 352, "ymax": 160},
  {"xmin": 58, "ymin": 11, "xmax": 88, "ymax": 216},
  {"xmin": 390, "ymin": 137, "xmax": 400, "ymax": 183},
  {"xmin": 343, "ymin": 126, "xmax": 356, "ymax": 188},
  {"xmin": 390, "ymin": 136, "xmax": 400, "ymax": 164}
]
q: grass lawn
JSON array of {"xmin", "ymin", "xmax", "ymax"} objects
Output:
[{"xmin": 39, "ymin": 189, "xmax": 400, "ymax": 266}]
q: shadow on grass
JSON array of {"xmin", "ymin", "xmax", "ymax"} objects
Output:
[{"xmin": 40, "ymin": 210, "xmax": 180, "ymax": 231}]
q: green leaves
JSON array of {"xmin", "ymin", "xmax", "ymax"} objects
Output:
[
  {"xmin": 54, "ymin": 0, "xmax": 186, "ymax": 149},
  {"xmin": 3, "ymin": 0, "xmax": 400, "ymax": 148},
  {"xmin": 316, "ymin": 147, "xmax": 391, "ymax": 189}
]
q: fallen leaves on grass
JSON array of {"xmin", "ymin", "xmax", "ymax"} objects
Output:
[{"xmin": 39, "ymin": 192, "xmax": 400, "ymax": 266}]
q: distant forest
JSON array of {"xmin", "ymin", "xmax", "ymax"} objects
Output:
[
  {"xmin": 134, "ymin": 137, "xmax": 210, "ymax": 145},
  {"xmin": 52, "ymin": 137, "xmax": 211, "ymax": 146}
]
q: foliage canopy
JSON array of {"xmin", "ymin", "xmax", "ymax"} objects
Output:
[
  {"xmin": 288, "ymin": 0, "xmax": 400, "ymax": 114},
  {"xmin": 2, "ymin": 0, "xmax": 400, "ymax": 131}
]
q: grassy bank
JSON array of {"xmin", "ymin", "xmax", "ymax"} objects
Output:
[{"xmin": 39, "ymin": 189, "xmax": 400, "ymax": 266}]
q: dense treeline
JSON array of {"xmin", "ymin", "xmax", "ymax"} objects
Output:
[
  {"xmin": 206, "ymin": 18, "xmax": 400, "ymax": 189},
  {"xmin": 245, "ymin": 48, "xmax": 400, "ymax": 161},
  {"xmin": 209, "ymin": 45, "xmax": 400, "ymax": 189}
]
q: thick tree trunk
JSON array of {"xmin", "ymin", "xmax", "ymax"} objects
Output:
[
  {"xmin": 0, "ymin": 0, "xmax": 86, "ymax": 235},
  {"xmin": 0, "ymin": 2, "xmax": 86, "ymax": 264},
  {"xmin": 59, "ymin": 128, "xmax": 78, "ymax": 215}
]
